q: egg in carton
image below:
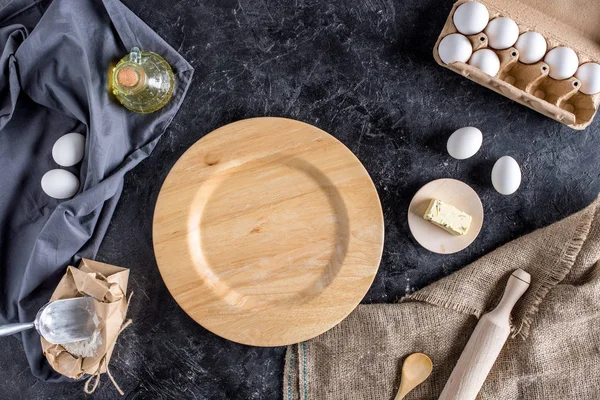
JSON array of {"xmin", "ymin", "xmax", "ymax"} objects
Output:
[{"xmin": 434, "ymin": 0, "xmax": 600, "ymax": 130}]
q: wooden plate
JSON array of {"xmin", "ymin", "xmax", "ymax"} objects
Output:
[
  {"xmin": 407, "ymin": 179, "xmax": 483, "ymax": 254},
  {"xmin": 153, "ymin": 117, "xmax": 384, "ymax": 346}
]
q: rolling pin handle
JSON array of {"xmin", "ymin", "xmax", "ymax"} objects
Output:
[
  {"xmin": 491, "ymin": 269, "xmax": 531, "ymax": 318},
  {"xmin": 438, "ymin": 269, "xmax": 531, "ymax": 400}
]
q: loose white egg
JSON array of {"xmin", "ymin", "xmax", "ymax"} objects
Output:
[
  {"xmin": 575, "ymin": 63, "xmax": 600, "ymax": 95},
  {"xmin": 41, "ymin": 169, "xmax": 80, "ymax": 199},
  {"xmin": 453, "ymin": 2, "xmax": 489, "ymax": 35},
  {"xmin": 447, "ymin": 127, "xmax": 483, "ymax": 160},
  {"xmin": 52, "ymin": 132, "xmax": 85, "ymax": 167},
  {"xmin": 491, "ymin": 156, "xmax": 521, "ymax": 195},
  {"xmin": 468, "ymin": 49, "xmax": 500, "ymax": 76},
  {"xmin": 438, "ymin": 33, "xmax": 473, "ymax": 65},
  {"xmin": 514, "ymin": 31, "xmax": 547, "ymax": 64},
  {"xmin": 484, "ymin": 17, "xmax": 519, "ymax": 50},
  {"xmin": 544, "ymin": 47, "xmax": 579, "ymax": 80}
]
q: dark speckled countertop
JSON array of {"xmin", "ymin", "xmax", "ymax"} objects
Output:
[{"xmin": 1, "ymin": 0, "xmax": 599, "ymax": 398}]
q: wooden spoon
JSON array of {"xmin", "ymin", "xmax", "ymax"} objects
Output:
[{"xmin": 394, "ymin": 353, "xmax": 433, "ymax": 400}]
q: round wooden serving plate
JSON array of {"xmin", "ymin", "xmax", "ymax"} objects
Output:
[
  {"xmin": 153, "ymin": 117, "xmax": 384, "ymax": 346},
  {"xmin": 407, "ymin": 179, "xmax": 483, "ymax": 254}
]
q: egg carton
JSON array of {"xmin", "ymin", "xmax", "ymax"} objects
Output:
[{"xmin": 434, "ymin": 0, "xmax": 600, "ymax": 130}]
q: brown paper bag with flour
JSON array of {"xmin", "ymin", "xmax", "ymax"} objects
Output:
[{"xmin": 40, "ymin": 258, "xmax": 131, "ymax": 394}]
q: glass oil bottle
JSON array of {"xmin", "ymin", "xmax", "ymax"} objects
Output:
[{"xmin": 111, "ymin": 47, "xmax": 175, "ymax": 113}]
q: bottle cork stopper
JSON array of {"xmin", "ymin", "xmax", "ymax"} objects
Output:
[{"xmin": 117, "ymin": 67, "xmax": 139, "ymax": 87}]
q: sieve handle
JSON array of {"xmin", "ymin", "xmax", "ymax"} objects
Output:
[{"xmin": 0, "ymin": 322, "xmax": 35, "ymax": 337}]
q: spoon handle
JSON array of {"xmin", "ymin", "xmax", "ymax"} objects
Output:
[
  {"xmin": 395, "ymin": 386, "xmax": 410, "ymax": 400},
  {"xmin": 0, "ymin": 322, "xmax": 35, "ymax": 337}
]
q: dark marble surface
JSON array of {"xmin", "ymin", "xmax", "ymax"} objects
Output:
[{"xmin": 2, "ymin": 0, "xmax": 600, "ymax": 398}]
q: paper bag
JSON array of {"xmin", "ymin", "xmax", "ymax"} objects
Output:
[{"xmin": 40, "ymin": 258, "xmax": 131, "ymax": 394}]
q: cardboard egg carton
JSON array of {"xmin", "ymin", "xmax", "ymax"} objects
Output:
[{"xmin": 433, "ymin": 0, "xmax": 600, "ymax": 130}]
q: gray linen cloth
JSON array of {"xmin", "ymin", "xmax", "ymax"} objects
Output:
[{"xmin": 0, "ymin": 0, "xmax": 193, "ymax": 380}]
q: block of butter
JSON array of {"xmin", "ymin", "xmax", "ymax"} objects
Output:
[{"xmin": 423, "ymin": 199, "xmax": 472, "ymax": 236}]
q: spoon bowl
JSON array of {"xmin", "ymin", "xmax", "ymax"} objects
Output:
[
  {"xmin": 0, "ymin": 297, "xmax": 96, "ymax": 344},
  {"xmin": 395, "ymin": 353, "xmax": 433, "ymax": 400}
]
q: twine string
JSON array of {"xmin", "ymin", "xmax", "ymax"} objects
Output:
[{"xmin": 83, "ymin": 293, "xmax": 134, "ymax": 396}]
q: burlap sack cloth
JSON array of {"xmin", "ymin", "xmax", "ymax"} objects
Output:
[
  {"xmin": 40, "ymin": 259, "xmax": 131, "ymax": 395},
  {"xmin": 285, "ymin": 197, "xmax": 600, "ymax": 399}
]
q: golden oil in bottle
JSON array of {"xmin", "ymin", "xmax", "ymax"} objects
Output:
[{"xmin": 111, "ymin": 47, "xmax": 175, "ymax": 113}]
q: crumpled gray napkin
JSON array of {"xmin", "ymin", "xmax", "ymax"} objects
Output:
[{"xmin": 0, "ymin": 0, "xmax": 193, "ymax": 380}]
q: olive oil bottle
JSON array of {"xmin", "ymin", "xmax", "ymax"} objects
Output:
[{"xmin": 111, "ymin": 47, "xmax": 175, "ymax": 113}]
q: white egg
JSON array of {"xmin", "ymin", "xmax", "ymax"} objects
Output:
[
  {"xmin": 575, "ymin": 63, "xmax": 600, "ymax": 95},
  {"xmin": 41, "ymin": 169, "xmax": 80, "ymax": 199},
  {"xmin": 484, "ymin": 17, "xmax": 519, "ymax": 50},
  {"xmin": 52, "ymin": 132, "xmax": 85, "ymax": 167},
  {"xmin": 491, "ymin": 156, "xmax": 521, "ymax": 195},
  {"xmin": 468, "ymin": 49, "xmax": 500, "ymax": 76},
  {"xmin": 514, "ymin": 31, "xmax": 547, "ymax": 64},
  {"xmin": 544, "ymin": 47, "xmax": 579, "ymax": 80},
  {"xmin": 438, "ymin": 33, "xmax": 473, "ymax": 65},
  {"xmin": 447, "ymin": 127, "xmax": 483, "ymax": 160},
  {"xmin": 453, "ymin": 2, "xmax": 489, "ymax": 35}
]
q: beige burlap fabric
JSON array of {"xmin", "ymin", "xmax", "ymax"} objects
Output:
[{"xmin": 284, "ymin": 198, "xmax": 600, "ymax": 399}]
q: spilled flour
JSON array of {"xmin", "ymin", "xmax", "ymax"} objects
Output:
[{"xmin": 62, "ymin": 313, "xmax": 102, "ymax": 358}]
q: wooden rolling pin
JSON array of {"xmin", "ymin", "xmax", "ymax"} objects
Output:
[{"xmin": 438, "ymin": 269, "xmax": 531, "ymax": 400}]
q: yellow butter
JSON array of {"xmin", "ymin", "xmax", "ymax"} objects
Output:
[{"xmin": 423, "ymin": 199, "xmax": 471, "ymax": 236}]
